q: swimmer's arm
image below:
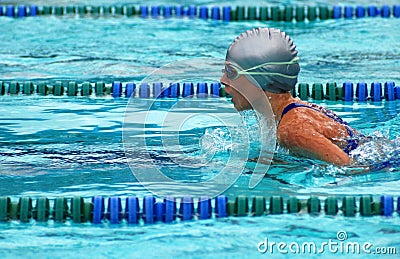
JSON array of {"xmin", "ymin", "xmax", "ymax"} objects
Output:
[{"xmin": 281, "ymin": 133, "xmax": 351, "ymax": 166}]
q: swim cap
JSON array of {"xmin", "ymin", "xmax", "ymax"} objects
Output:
[{"xmin": 226, "ymin": 28, "xmax": 300, "ymax": 94}]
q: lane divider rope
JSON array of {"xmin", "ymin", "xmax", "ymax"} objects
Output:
[
  {"xmin": 0, "ymin": 195, "xmax": 398, "ymax": 224},
  {"xmin": 1, "ymin": 5, "xmax": 399, "ymax": 21},
  {"xmin": 0, "ymin": 80, "xmax": 398, "ymax": 102}
]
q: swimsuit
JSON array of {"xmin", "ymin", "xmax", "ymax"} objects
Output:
[{"xmin": 280, "ymin": 102, "xmax": 359, "ymax": 154}]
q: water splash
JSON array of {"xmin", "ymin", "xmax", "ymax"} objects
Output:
[
  {"xmin": 350, "ymin": 131, "xmax": 400, "ymax": 167},
  {"xmin": 199, "ymin": 110, "xmax": 264, "ymax": 157}
]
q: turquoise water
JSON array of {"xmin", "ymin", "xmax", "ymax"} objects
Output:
[{"xmin": 1, "ymin": 0, "xmax": 400, "ymax": 258}]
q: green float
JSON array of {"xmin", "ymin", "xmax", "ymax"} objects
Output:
[
  {"xmin": 9, "ymin": 82, "xmax": 20, "ymax": 95},
  {"xmin": 324, "ymin": 196, "xmax": 338, "ymax": 216},
  {"xmin": 312, "ymin": 83, "xmax": 324, "ymax": 100},
  {"xmin": 34, "ymin": 197, "xmax": 50, "ymax": 222},
  {"xmin": 284, "ymin": 6, "xmax": 294, "ymax": 22},
  {"xmin": 307, "ymin": 6, "xmax": 317, "ymax": 21},
  {"xmin": 236, "ymin": 6, "xmax": 245, "ymax": 21},
  {"xmin": 325, "ymin": 82, "xmax": 337, "ymax": 100},
  {"xmin": 0, "ymin": 81, "xmax": 5, "ymax": 95},
  {"xmin": 234, "ymin": 195, "xmax": 249, "ymax": 216},
  {"xmin": 307, "ymin": 196, "xmax": 321, "ymax": 214},
  {"xmin": 103, "ymin": 6, "xmax": 112, "ymax": 15},
  {"xmin": 298, "ymin": 83, "xmax": 309, "ymax": 100},
  {"xmin": 269, "ymin": 196, "xmax": 283, "ymax": 214},
  {"xmin": 342, "ymin": 196, "xmax": 356, "ymax": 217},
  {"xmin": 295, "ymin": 6, "xmax": 305, "ymax": 22},
  {"xmin": 81, "ymin": 82, "xmax": 92, "ymax": 96},
  {"xmin": 23, "ymin": 81, "xmax": 34, "ymax": 95},
  {"xmin": 66, "ymin": 6, "xmax": 75, "ymax": 14},
  {"xmin": 114, "ymin": 5, "xmax": 123, "ymax": 15},
  {"xmin": 36, "ymin": 82, "xmax": 48, "ymax": 95},
  {"xmin": 53, "ymin": 197, "xmax": 69, "ymax": 222},
  {"xmin": 54, "ymin": 6, "xmax": 64, "ymax": 16},
  {"xmin": 319, "ymin": 6, "xmax": 330, "ymax": 20},
  {"xmin": 247, "ymin": 6, "xmax": 257, "ymax": 20},
  {"xmin": 67, "ymin": 81, "xmax": 78, "ymax": 96},
  {"xmin": 18, "ymin": 197, "xmax": 32, "ymax": 223},
  {"xmin": 0, "ymin": 197, "xmax": 11, "ymax": 221},
  {"xmin": 251, "ymin": 196, "xmax": 266, "ymax": 216},
  {"xmin": 287, "ymin": 197, "xmax": 301, "ymax": 213},
  {"xmin": 359, "ymin": 196, "xmax": 373, "ymax": 216},
  {"xmin": 271, "ymin": 6, "xmax": 281, "ymax": 21},
  {"xmin": 259, "ymin": 7, "xmax": 269, "ymax": 21},
  {"xmin": 95, "ymin": 82, "xmax": 106, "ymax": 96}
]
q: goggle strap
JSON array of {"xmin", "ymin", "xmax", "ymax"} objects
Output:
[
  {"xmin": 242, "ymin": 56, "xmax": 300, "ymax": 72},
  {"xmin": 240, "ymin": 71, "xmax": 298, "ymax": 79}
]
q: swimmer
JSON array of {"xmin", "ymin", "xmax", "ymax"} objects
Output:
[{"xmin": 220, "ymin": 27, "xmax": 359, "ymax": 166}]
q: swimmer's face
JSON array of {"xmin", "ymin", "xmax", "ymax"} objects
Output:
[{"xmin": 220, "ymin": 62, "xmax": 263, "ymax": 112}]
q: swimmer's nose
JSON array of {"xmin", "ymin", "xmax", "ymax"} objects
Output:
[{"xmin": 220, "ymin": 73, "xmax": 231, "ymax": 94}]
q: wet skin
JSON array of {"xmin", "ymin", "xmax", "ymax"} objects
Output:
[{"xmin": 220, "ymin": 70, "xmax": 352, "ymax": 166}]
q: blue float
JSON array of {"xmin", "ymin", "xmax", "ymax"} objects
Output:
[
  {"xmin": 344, "ymin": 6, "xmax": 353, "ymax": 18},
  {"xmin": 188, "ymin": 5, "xmax": 196, "ymax": 18},
  {"xmin": 140, "ymin": 5, "xmax": 148, "ymax": 18},
  {"xmin": 169, "ymin": 83, "xmax": 180, "ymax": 98},
  {"xmin": 183, "ymin": 82, "xmax": 194, "ymax": 97},
  {"xmin": 384, "ymin": 82, "xmax": 395, "ymax": 101},
  {"xmin": 333, "ymin": 6, "xmax": 342, "ymax": 19},
  {"xmin": 183, "ymin": 6, "xmax": 189, "ymax": 16},
  {"xmin": 394, "ymin": 5, "xmax": 400, "ymax": 18},
  {"xmin": 397, "ymin": 197, "xmax": 400, "ymax": 214},
  {"xmin": 164, "ymin": 196, "xmax": 176, "ymax": 223},
  {"xmin": 179, "ymin": 196, "xmax": 194, "ymax": 221},
  {"xmin": 381, "ymin": 195, "xmax": 394, "ymax": 216},
  {"xmin": 370, "ymin": 82, "xmax": 382, "ymax": 101},
  {"xmin": 198, "ymin": 196, "xmax": 212, "ymax": 219},
  {"xmin": 161, "ymin": 85, "xmax": 170, "ymax": 98},
  {"xmin": 112, "ymin": 81, "xmax": 122, "ymax": 97},
  {"xmin": 151, "ymin": 6, "xmax": 159, "ymax": 18},
  {"xmin": 6, "ymin": 5, "xmax": 15, "ymax": 17},
  {"xmin": 125, "ymin": 82, "xmax": 136, "ymax": 98},
  {"xmin": 163, "ymin": 6, "xmax": 172, "ymax": 18},
  {"xmin": 355, "ymin": 6, "xmax": 365, "ymax": 17},
  {"xmin": 197, "ymin": 82, "xmax": 208, "ymax": 97},
  {"xmin": 368, "ymin": 5, "xmax": 378, "ymax": 17},
  {"xmin": 125, "ymin": 196, "xmax": 140, "ymax": 224},
  {"xmin": 215, "ymin": 195, "xmax": 228, "ymax": 218},
  {"xmin": 222, "ymin": 6, "xmax": 230, "ymax": 21},
  {"xmin": 153, "ymin": 82, "xmax": 162, "ymax": 97},
  {"xmin": 356, "ymin": 82, "xmax": 367, "ymax": 101},
  {"xmin": 343, "ymin": 82, "xmax": 354, "ymax": 101},
  {"xmin": 108, "ymin": 196, "xmax": 122, "ymax": 224},
  {"xmin": 381, "ymin": 5, "xmax": 390, "ymax": 17},
  {"xmin": 155, "ymin": 202, "xmax": 165, "ymax": 222},
  {"xmin": 92, "ymin": 196, "xmax": 105, "ymax": 224},
  {"xmin": 395, "ymin": 86, "xmax": 400, "ymax": 99},
  {"xmin": 199, "ymin": 6, "xmax": 208, "ymax": 19},
  {"xmin": 18, "ymin": 5, "xmax": 26, "ymax": 17},
  {"xmin": 139, "ymin": 82, "xmax": 150, "ymax": 98},
  {"xmin": 143, "ymin": 196, "xmax": 156, "ymax": 224},
  {"xmin": 0, "ymin": 6, "xmax": 3, "ymax": 16},
  {"xmin": 212, "ymin": 6, "xmax": 221, "ymax": 20},
  {"xmin": 210, "ymin": 82, "xmax": 220, "ymax": 97},
  {"xmin": 30, "ymin": 5, "xmax": 38, "ymax": 16},
  {"xmin": 175, "ymin": 5, "xmax": 184, "ymax": 17}
]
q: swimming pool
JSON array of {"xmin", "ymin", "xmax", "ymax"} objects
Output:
[{"xmin": 1, "ymin": 0, "xmax": 400, "ymax": 258}]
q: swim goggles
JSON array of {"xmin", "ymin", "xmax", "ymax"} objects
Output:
[{"xmin": 222, "ymin": 57, "xmax": 300, "ymax": 81}]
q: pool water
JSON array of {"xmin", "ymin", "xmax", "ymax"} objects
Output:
[{"xmin": 1, "ymin": 0, "xmax": 400, "ymax": 258}]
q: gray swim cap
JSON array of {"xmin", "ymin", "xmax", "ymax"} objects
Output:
[{"xmin": 226, "ymin": 27, "xmax": 300, "ymax": 94}]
